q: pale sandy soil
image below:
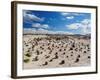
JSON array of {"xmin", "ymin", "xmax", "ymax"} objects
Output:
[{"xmin": 23, "ymin": 34, "xmax": 91, "ymax": 69}]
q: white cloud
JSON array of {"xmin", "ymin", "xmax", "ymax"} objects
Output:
[
  {"xmin": 67, "ymin": 23, "xmax": 81, "ymax": 29},
  {"xmin": 23, "ymin": 11, "xmax": 44, "ymax": 22},
  {"xmin": 42, "ymin": 24, "xmax": 49, "ymax": 28},
  {"xmin": 81, "ymin": 19, "xmax": 90, "ymax": 25},
  {"xmin": 66, "ymin": 19, "xmax": 91, "ymax": 34},
  {"xmin": 61, "ymin": 12, "xmax": 70, "ymax": 16},
  {"xmin": 27, "ymin": 14, "xmax": 44, "ymax": 22},
  {"xmin": 61, "ymin": 13, "xmax": 75, "ymax": 20},
  {"xmin": 32, "ymin": 23, "xmax": 41, "ymax": 28},
  {"xmin": 81, "ymin": 19, "xmax": 91, "ymax": 34},
  {"xmin": 61, "ymin": 12, "xmax": 83, "ymax": 16},
  {"xmin": 32, "ymin": 23, "xmax": 49, "ymax": 29},
  {"xmin": 66, "ymin": 16, "xmax": 74, "ymax": 19},
  {"xmin": 38, "ymin": 28, "xmax": 48, "ymax": 32}
]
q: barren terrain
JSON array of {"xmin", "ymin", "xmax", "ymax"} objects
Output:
[{"xmin": 23, "ymin": 34, "xmax": 91, "ymax": 69}]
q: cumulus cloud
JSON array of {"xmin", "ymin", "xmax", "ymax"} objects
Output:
[
  {"xmin": 23, "ymin": 11, "xmax": 44, "ymax": 22},
  {"xmin": 61, "ymin": 12, "xmax": 83, "ymax": 16},
  {"xmin": 32, "ymin": 23, "xmax": 41, "ymax": 28},
  {"xmin": 42, "ymin": 24, "xmax": 49, "ymax": 28},
  {"xmin": 61, "ymin": 12, "xmax": 75, "ymax": 20},
  {"xmin": 27, "ymin": 14, "xmax": 44, "ymax": 22},
  {"xmin": 38, "ymin": 28, "xmax": 48, "ymax": 32},
  {"xmin": 81, "ymin": 19, "xmax": 90, "ymax": 25},
  {"xmin": 67, "ymin": 23, "xmax": 81, "ymax": 30},
  {"xmin": 80, "ymin": 19, "xmax": 91, "ymax": 34},
  {"xmin": 61, "ymin": 12, "xmax": 70, "ymax": 16},
  {"xmin": 66, "ymin": 16, "xmax": 74, "ymax": 19},
  {"xmin": 66, "ymin": 19, "xmax": 91, "ymax": 34},
  {"xmin": 32, "ymin": 23, "xmax": 49, "ymax": 29}
]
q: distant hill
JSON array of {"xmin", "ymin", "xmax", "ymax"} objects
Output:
[
  {"xmin": 23, "ymin": 28, "xmax": 73, "ymax": 35},
  {"xmin": 23, "ymin": 28, "xmax": 91, "ymax": 37}
]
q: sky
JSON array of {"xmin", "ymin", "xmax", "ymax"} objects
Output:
[{"xmin": 23, "ymin": 10, "xmax": 91, "ymax": 34}]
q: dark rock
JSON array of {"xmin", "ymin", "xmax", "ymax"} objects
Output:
[
  {"xmin": 77, "ymin": 55, "xmax": 80, "ymax": 58},
  {"xmin": 59, "ymin": 60, "xmax": 65, "ymax": 65},
  {"xmin": 53, "ymin": 55, "xmax": 58, "ymax": 59},
  {"xmin": 75, "ymin": 58, "xmax": 79, "ymax": 63},
  {"xmin": 66, "ymin": 56, "xmax": 69, "ymax": 58},
  {"xmin": 25, "ymin": 53, "xmax": 31, "ymax": 57},
  {"xmin": 84, "ymin": 51, "xmax": 87, "ymax": 53},
  {"xmin": 32, "ymin": 56, "xmax": 38, "ymax": 61},
  {"xmin": 88, "ymin": 56, "xmax": 91, "ymax": 59},
  {"xmin": 42, "ymin": 61, "xmax": 48, "ymax": 66},
  {"xmin": 69, "ymin": 47, "xmax": 73, "ymax": 51},
  {"xmin": 49, "ymin": 59, "xmax": 53, "ymax": 62},
  {"xmin": 24, "ymin": 59, "xmax": 30, "ymax": 63},
  {"xmin": 45, "ymin": 55, "xmax": 50, "ymax": 59}
]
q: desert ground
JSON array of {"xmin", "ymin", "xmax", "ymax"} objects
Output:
[{"xmin": 23, "ymin": 34, "xmax": 91, "ymax": 69}]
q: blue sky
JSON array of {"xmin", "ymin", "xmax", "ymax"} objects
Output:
[{"xmin": 23, "ymin": 10, "xmax": 91, "ymax": 34}]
